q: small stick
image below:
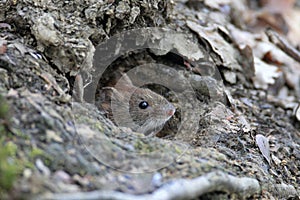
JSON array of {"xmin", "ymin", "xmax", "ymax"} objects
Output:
[{"xmin": 265, "ymin": 28, "xmax": 300, "ymax": 63}]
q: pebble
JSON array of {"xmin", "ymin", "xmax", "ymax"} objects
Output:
[
  {"xmin": 53, "ymin": 170, "xmax": 71, "ymax": 183},
  {"xmin": 151, "ymin": 172, "xmax": 163, "ymax": 187},
  {"xmin": 23, "ymin": 168, "xmax": 32, "ymax": 179},
  {"xmin": 35, "ymin": 158, "xmax": 51, "ymax": 177}
]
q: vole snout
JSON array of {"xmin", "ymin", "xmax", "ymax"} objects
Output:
[{"xmin": 164, "ymin": 104, "xmax": 176, "ymax": 117}]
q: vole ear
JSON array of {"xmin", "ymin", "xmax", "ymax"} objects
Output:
[
  {"xmin": 117, "ymin": 73, "xmax": 134, "ymax": 88},
  {"xmin": 102, "ymin": 87, "xmax": 124, "ymax": 101}
]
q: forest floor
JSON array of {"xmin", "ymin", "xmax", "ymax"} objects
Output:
[{"xmin": 0, "ymin": 0, "xmax": 299, "ymax": 199}]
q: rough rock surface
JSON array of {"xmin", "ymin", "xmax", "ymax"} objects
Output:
[{"xmin": 0, "ymin": 0, "xmax": 299, "ymax": 199}]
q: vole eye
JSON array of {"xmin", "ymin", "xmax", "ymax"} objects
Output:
[{"xmin": 139, "ymin": 101, "xmax": 149, "ymax": 109}]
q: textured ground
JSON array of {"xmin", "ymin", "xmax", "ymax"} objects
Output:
[{"xmin": 0, "ymin": 0, "xmax": 299, "ymax": 199}]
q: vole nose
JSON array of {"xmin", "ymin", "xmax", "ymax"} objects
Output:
[
  {"xmin": 166, "ymin": 104, "xmax": 176, "ymax": 116},
  {"xmin": 167, "ymin": 109, "xmax": 175, "ymax": 116}
]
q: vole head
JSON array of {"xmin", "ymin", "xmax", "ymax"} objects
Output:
[
  {"xmin": 129, "ymin": 87, "xmax": 175, "ymax": 135},
  {"xmin": 110, "ymin": 74, "xmax": 176, "ymax": 136}
]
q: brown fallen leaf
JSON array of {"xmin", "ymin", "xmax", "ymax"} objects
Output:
[
  {"xmin": 0, "ymin": 39, "xmax": 7, "ymax": 54},
  {"xmin": 262, "ymin": 51, "xmax": 284, "ymax": 66},
  {"xmin": 256, "ymin": 11, "xmax": 288, "ymax": 34}
]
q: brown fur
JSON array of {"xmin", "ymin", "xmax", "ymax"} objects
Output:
[{"xmin": 101, "ymin": 74, "xmax": 175, "ymax": 136}]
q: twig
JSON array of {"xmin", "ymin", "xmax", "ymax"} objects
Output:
[
  {"xmin": 265, "ymin": 28, "xmax": 300, "ymax": 63},
  {"xmin": 37, "ymin": 171, "xmax": 260, "ymax": 200}
]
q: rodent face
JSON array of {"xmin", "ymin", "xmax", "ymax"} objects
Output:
[
  {"xmin": 129, "ymin": 88, "xmax": 175, "ymax": 135},
  {"xmin": 106, "ymin": 74, "xmax": 176, "ymax": 136}
]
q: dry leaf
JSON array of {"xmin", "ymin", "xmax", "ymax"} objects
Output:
[
  {"xmin": 295, "ymin": 104, "xmax": 300, "ymax": 122},
  {"xmin": 262, "ymin": 51, "xmax": 283, "ymax": 66},
  {"xmin": 252, "ymin": 57, "xmax": 281, "ymax": 90},
  {"xmin": 0, "ymin": 39, "xmax": 7, "ymax": 55},
  {"xmin": 256, "ymin": 134, "xmax": 271, "ymax": 165},
  {"xmin": 187, "ymin": 21, "xmax": 241, "ymax": 71},
  {"xmin": 204, "ymin": 0, "xmax": 231, "ymax": 10}
]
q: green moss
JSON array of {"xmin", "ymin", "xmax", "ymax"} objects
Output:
[
  {"xmin": 0, "ymin": 95, "xmax": 9, "ymax": 120},
  {"xmin": 29, "ymin": 147, "xmax": 45, "ymax": 159},
  {"xmin": 0, "ymin": 94, "xmax": 13, "ymax": 139},
  {"xmin": 8, "ymin": 128, "xmax": 29, "ymax": 140},
  {"xmin": 0, "ymin": 94, "xmax": 21, "ymax": 194},
  {"xmin": 29, "ymin": 147, "xmax": 51, "ymax": 166},
  {"xmin": 174, "ymin": 145, "xmax": 183, "ymax": 154},
  {"xmin": 134, "ymin": 140, "xmax": 155, "ymax": 153},
  {"xmin": 5, "ymin": 141, "xmax": 18, "ymax": 156},
  {"xmin": 0, "ymin": 124, "xmax": 5, "ymax": 135},
  {"xmin": 0, "ymin": 139, "xmax": 20, "ymax": 192}
]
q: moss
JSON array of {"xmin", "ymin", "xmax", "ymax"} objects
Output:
[
  {"xmin": 0, "ymin": 139, "xmax": 20, "ymax": 192},
  {"xmin": 174, "ymin": 145, "xmax": 184, "ymax": 154},
  {"xmin": 0, "ymin": 124, "xmax": 5, "ymax": 136},
  {"xmin": 13, "ymin": 129, "xmax": 30, "ymax": 140},
  {"xmin": 134, "ymin": 140, "xmax": 155, "ymax": 153},
  {"xmin": 29, "ymin": 147, "xmax": 52, "ymax": 166},
  {"xmin": 29, "ymin": 147, "xmax": 45, "ymax": 159},
  {"xmin": 0, "ymin": 94, "xmax": 21, "ymax": 194},
  {"xmin": 0, "ymin": 95, "xmax": 9, "ymax": 120}
]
